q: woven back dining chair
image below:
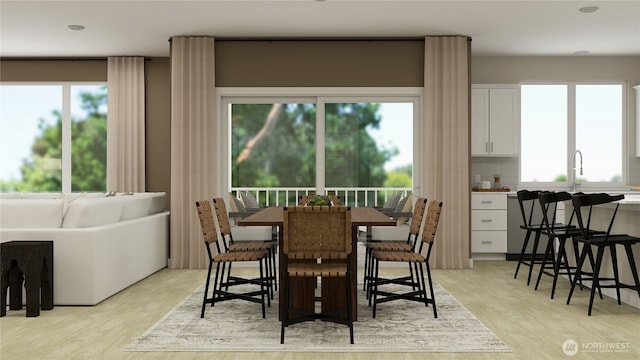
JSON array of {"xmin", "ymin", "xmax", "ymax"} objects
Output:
[
  {"xmin": 212, "ymin": 198, "xmax": 277, "ymax": 297},
  {"xmin": 195, "ymin": 199, "xmax": 270, "ymax": 319},
  {"xmin": 370, "ymin": 200, "xmax": 443, "ymax": 319},
  {"xmin": 280, "ymin": 205, "xmax": 354, "ymax": 344},
  {"xmin": 364, "ymin": 197, "xmax": 427, "ymax": 297}
]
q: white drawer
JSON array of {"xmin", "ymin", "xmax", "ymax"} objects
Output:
[
  {"xmin": 472, "ymin": 210, "xmax": 507, "ymax": 230},
  {"xmin": 472, "ymin": 231, "xmax": 508, "ymax": 253},
  {"xmin": 472, "ymin": 194, "xmax": 507, "ymax": 209}
]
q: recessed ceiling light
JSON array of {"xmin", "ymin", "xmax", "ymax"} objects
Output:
[
  {"xmin": 67, "ymin": 24, "xmax": 85, "ymax": 31},
  {"xmin": 574, "ymin": 51, "xmax": 590, "ymax": 55},
  {"xmin": 578, "ymin": 6, "xmax": 599, "ymax": 13}
]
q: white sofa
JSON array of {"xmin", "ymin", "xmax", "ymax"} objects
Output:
[{"xmin": 0, "ymin": 192, "xmax": 169, "ymax": 305}]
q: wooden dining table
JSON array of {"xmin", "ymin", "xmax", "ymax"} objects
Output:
[{"xmin": 238, "ymin": 206, "xmax": 396, "ymax": 320}]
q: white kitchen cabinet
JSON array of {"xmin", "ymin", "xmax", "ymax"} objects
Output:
[
  {"xmin": 471, "ymin": 85, "xmax": 519, "ymax": 157},
  {"xmin": 471, "ymin": 193, "xmax": 508, "ymax": 258}
]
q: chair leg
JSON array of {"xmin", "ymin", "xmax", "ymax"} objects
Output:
[
  {"xmin": 526, "ymin": 231, "xmax": 542, "ymax": 285},
  {"xmin": 363, "ymin": 247, "xmax": 370, "ymax": 291},
  {"xmin": 280, "ymin": 273, "xmax": 290, "ymax": 344},
  {"xmin": 412, "ymin": 262, "xmax": 422, "ymax": 296},
  {"xmin": 264, "ymin": 249, "xmax": 274, "ymax": 300},
  {"xmin": 225, "ymin": 262, "xmax": 232, "ymax": 291},
  {"xmin": 346, "ymin": 266, "xmax": 354, "ymax": 344},
  {"xmin": 259, "ymin": 259, "xmax": 266, "ymax": 318},
  {"xmin": 271, "ymin": 248, "xmax": 278, "ymax": 292},
  {"xmin": 372, "ymin": 258, "xmax": 380, "ymax": 318},
  {"xmin": 366, "ymin": 250, "xmax": 376, "ymax": 300},
  {"xmin": 623, "ymin": 244, "xmax": 640, "ymax": 300},
  {"xmin": 201, "ymin": 261, "xmax": 214, "ymax": 318},
  {"xmin": 550, "ymin": 237, "xmax": 570, "ymax": 299},
  {"xmin": 587, "ymin": 246, "xmax": 606, "ymax": 316},
  {"xmin": 417, "ymin": 262, "xmax": 428, "ymax": 307},
  {"xmin": 609, "ymin": 244, "xmax": 622, "ymax": 305},
  {"xmin": 567, "ymin": 244, "xmax": 589, "ymax": 305},
  {"xmin": 535, "ymin": 236, "xmax": 554, "ymax": 290},
  {"xmin": 212, "ymin": 262, "xmax": 223, "ymax": 307},
  {"xmin": 584, "ymin": 245, "xmax": 604, "ymax": 299},
  {"xmin": 408, "ymin": 262, "xmax": 417, "ymax": 291},
  {"xmin": 514, "ymin": 229, "xmax": 532, "ymax": 279},
  {"xmin": 571, "ymin": 238, "xmax": 585, "ymax": 290},
  {"xmin": 425, "ymin": 260, "xmax": 437, "ymax": 318}
]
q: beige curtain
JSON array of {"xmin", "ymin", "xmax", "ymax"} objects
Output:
[
  {"xmin": 422, "ymin": 36, "xmax": 471, "ymax": 269},
  {"xmin": 106, "ymin": 56, "xmax": 145, "ymax": 192},
  {"xmin": 169, "ymin": 37, "xmax": 217, "ymax": 269}
]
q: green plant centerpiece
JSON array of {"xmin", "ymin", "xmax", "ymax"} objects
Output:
[{"xmin": 305, "ymin": 195, "xmax": 332, "ymax": 206}]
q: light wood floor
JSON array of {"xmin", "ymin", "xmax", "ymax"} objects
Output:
[{"xmin": 1, "ymin": 260, "xmax": 639, "ymax": 360}]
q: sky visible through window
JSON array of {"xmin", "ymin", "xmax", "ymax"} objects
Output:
[
  {"xmin": 372, "ymin": 103, "xmax": 413, "ymax": 171},
  {"xmin": 520, "ymin": 84, "xmax": 622, "ymax": 183},
  {"xmin": 0, "ymin": 85, "xmax": 103, "ymax": 183}
]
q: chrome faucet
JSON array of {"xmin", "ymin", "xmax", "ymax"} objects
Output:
[{"xmin": 572, "ymin": 149, "xmax": 583, "ymax": 192}]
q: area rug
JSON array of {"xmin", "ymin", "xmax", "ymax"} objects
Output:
[{"xmin": 126, "ymin": 282, "xmax": 511, "ymax": 353}]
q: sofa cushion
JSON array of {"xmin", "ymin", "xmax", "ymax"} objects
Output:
[
  {"xmin": 119, "ymin": 195, "xmax": 153, "ymax": 221},
  {"xmin": 0, "ymin": 198, "xmax": 64, "ymax": 228},
  {"xmin": 146, "ymin": 192, "xmax": 167, "ymax": 215},
  {"xmin": 22, "ymin": 192, "xmax": 61, "ymax": 199},
  {"xmin": 118, "ymin": 193, "xmax": 166, "ymax": 221},
  {"xmin": 62, "ymin": 197, "xmax": 124, "ymax": 228}
]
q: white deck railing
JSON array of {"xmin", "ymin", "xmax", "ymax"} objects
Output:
[{"xmin": 231, "ymin": 187, "xmax": 412, "ymax": 207}]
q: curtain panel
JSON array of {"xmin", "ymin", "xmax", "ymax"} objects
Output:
[
  {"xmin": 422, "ymin": 36, "xmax": 471, "ymax": 269},
  {"xmin": 169, "ymin": 37, "xmax": 217, "ymax": 269},
  {"xmin": 106, "ymin": 56, "xmax": 146, "ymax": 192}
]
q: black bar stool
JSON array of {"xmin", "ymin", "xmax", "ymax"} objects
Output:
[
  {"xmin": 567, "ymin": 193, "xmax": 640, "ymax": 315},
  {"xmin": 513, "ymin": 190, "xmax": 545, "ymax": 285},
  {"xmin": 534, "ymin": 192, "xmax": 581, "ymax": 298}
]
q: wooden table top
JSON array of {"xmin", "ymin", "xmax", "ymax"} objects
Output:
[{"xmin": 237, "ymin": 206, "xmax": 396, "ymax": 227}]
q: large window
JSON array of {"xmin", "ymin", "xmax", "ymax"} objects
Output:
[
  {"xmin": 223, "ymin": 89, "xmax": 418, "ymax": 206},
  {"xmin": 0, "ymin": 83, "xmax": 107, "ymax": 193},
  {"xmin": 520, "ymin": 83, "xmax": 624, "ymax": 187}
]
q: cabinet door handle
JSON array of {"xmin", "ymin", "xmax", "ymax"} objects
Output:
[
  {"xmin": 485, "ymin": 142, "xmax": 489, "ymax": 153},
  {"xmin": 481, "ymin": 219, "xmax": 493, "ymax": 222},
  {"xmin": 481, "ymin": 241, "xmax": 493, "ymax": 244},
  {"xmin": 481, "ymin": 200, "xmax": 493, "ymax": 204},
  {"xmin": 490, "ymin": 142, "xmax": 494, "ymax": 152}
]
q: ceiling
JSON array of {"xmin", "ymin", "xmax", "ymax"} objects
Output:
[{"xmin": 1, "ymin": 0, "xmax": 639, "ymax": 58}]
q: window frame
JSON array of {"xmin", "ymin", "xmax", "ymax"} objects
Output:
[
  {"xmin": 518, "ymin": 81, "xmax": 628, "ymax": 190},
  {"xmin": 217, "ymin": 87, "xmax": 423, "ymax": 196},
  {"xmin": 0, "ymin": 81, "xmax": 107, "ymax": 193}
]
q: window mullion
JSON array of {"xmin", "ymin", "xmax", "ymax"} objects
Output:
[
  {"xmin": 62, "ymin": 83, "xmax": 72, "ymax": 193},
  {"xmin": 567, "ymin": 83, "xmax": 577, "ymax": 184},
  {"xmin": 316, "ymin": 98, "xmax": 325, "ymax": 195}
]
